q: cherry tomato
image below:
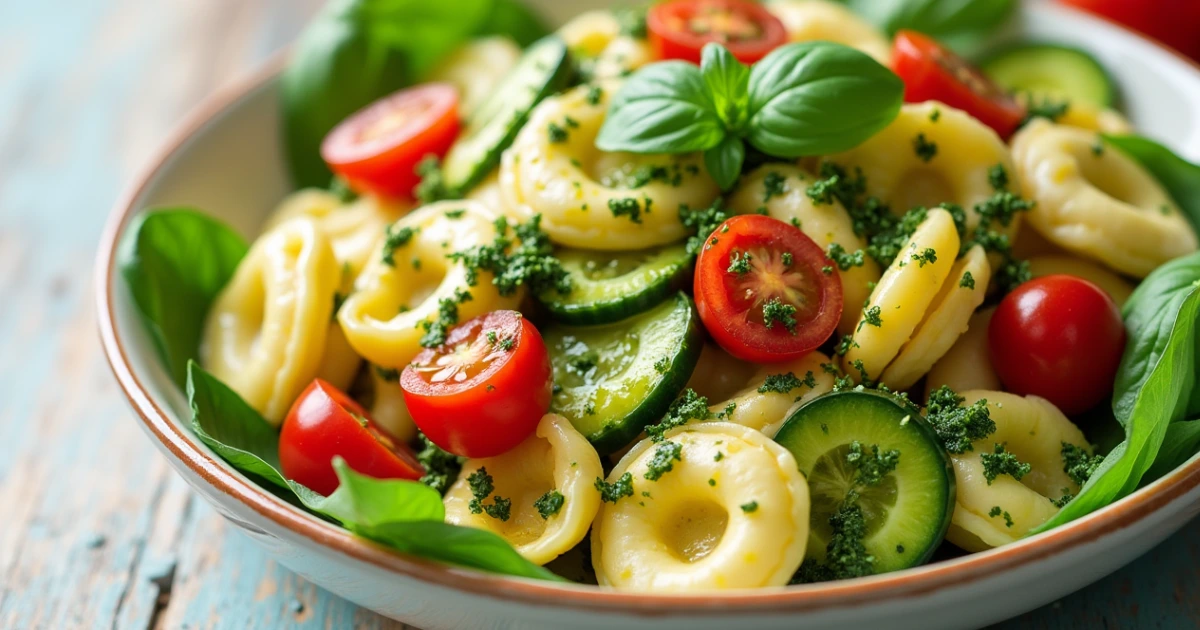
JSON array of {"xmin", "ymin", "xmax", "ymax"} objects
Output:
[
  {"xmin": 694, "ymin": 214, "xmax": 843, "ymax": 363},
  {"xmin": 279, "ymin": 379, "xmax": 423, "ymax": 496},
  {"xmin": 989, "ymin": 275, "xmax": 1127, "ymax": 415},
  {"xmin": 321, "ymin": 83, "xmax": 459, "ymax": 200},
  {"xmin": 401, "ymin": 310, "xmax": 552, "ymax": 458},
  {"xmin": 647, "ymin": 0, "xmax": 788, "ymax": 65},
  {"xmin": 891, "ymin": 30, "xmax": 1026, "ymax": 139},
  {"xmin": 1059, "ymin": 0, "xmax": 1200, "ymax": 61}
]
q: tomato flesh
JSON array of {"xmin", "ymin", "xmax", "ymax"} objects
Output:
[
  {"xmin": 647, "ymin": 0, "xmax": 788, "ymax": 65},
  {"xmin": 694, "ymin": 215, "xmax": 843, "ymax": 363},
  {"xmin": 279, "ymin": 379, "xmax": 423, "ymax": 496},
  {"xmin": 891, "ymin": 30, "xmax": 1025, "ymax": 139},
  {"xmin": 321, "ymin": 83, "xmax": 460, "ymax": 200},
  {"xmin": 989, "ymin": 275, "xmax": 1127, "ymax": 415},
  {"xmin": 401, "ymin": 310, "xmax": 552, "ymax": 458}
]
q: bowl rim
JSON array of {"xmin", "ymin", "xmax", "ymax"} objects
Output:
[{"xmin": 94, "ymin": 3, "xmax": 1200, "ymax": 617}]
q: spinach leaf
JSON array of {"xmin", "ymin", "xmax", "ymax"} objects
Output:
[
  {"xmin": 595, "ymin": 60, "xmax": 725, "ymax": 154},
  {"xmin": 476, "ymin": 0, "xmax": 550, "ymax": 47},
  {"xmin": 747, "ymin": 42, "xmax": 903, "ymax": 157},
  {"xmin": 120, "ymin": 209, "xmax": 248, "ymax": 388},
  {"xmin": 845, "ymin": 0, "xmax": 1016, "ymax": 38},
  {"xmin": 1103, "ymin": 134, "xmax": 1200, "ymax": 238},
  {"xmin": 1036, "ymin": 253, "xmax": 1200, "ymax": 530},
  {"xmin": 1145, "ymin": 419, "xmax": 1200, "ymax": 481},
  {"xmin": 185, "ymin": 362, "xmax": 561, "ymax": 581}
]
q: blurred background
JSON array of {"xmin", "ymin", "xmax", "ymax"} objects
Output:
[{"xmin": 0, "ymin": 1, "xmax": 1198, "ymax": 628}]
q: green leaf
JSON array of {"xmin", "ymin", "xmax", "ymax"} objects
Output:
[
  {"xmin": 704, "ymin": 135, "xmax": 745, "ymax": 192},
  {"xmin": 476, "ymin": 0, "xmax": 550, "ymax": 46},
  {"xmin": 700, "ymin": 43, "xmax": 750, "ymax": 131},
  {"xmin": 120, "ymin": 210, "xmax": 248, "ymax": 388},
  {"xmin": 1103, "ymin": 134, "xmax": 1200, "ymax": 239},
  {"xmin": 1035, "ymin": 253, "xmax": 1200, "ymax": 530},
  {"xmin": 1145, "ymin": 419, "xmax": 1200, "ymax": 480},
  {"xmin": 595, "ymin": 61, "xmax": 726, "ymax": 154},
  {"xmin": 846, "ymin": 0, "xmax": 1016, "ymax": 38},
  {"xmin": 746, "ymin": 42, "xmax": 904, "ymax": 157},
  {"xmin": 307, "ymin": 458, "xmax": 446, "ymax": 524}
]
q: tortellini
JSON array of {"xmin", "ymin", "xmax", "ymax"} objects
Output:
[
  {"xmin": 830, "ymin": 102, "xmax": 1019, "ymax": 238},
  {"xmin": 924, "ymin": 307, "xmax": 1002, "ymax": 400},
  {"xmin": 591, "ymin": 422, "xmax": 810, "ymax": 591},
  {"xmin": 946, "ymin": 391, "xmax": 1091, "ymax": 551},
  {"xmin": 500, "ymin": 83, "xmax": 720, "ymax": 250},
  {"xmin": 765, "ymin": 0, "xmax": 891, "ymax": 64},
  {"xmin": 695, "ymin": 347, "xmax": 835, "ymax": 437},
  {"xmin": 728, "ymin": 165, "xmax": 882, "ymax": 335},
  {"xmin": 368, "ymin": 368, "xmax": 417, "ymax": 444},
  {"xmin": 1027, "ymin": 255, "xmax": 1135, "ymax": 307},
  {"xmin": 1011, "ymin": 119, "xmax": 1197, "ymax": 277},
  {"xmin": 263, "ymin": 189, "xmax": 411, "ymax": 277},
  {"xmin": 557, "ymin": 11, "xmax": 654, "ymax": 80},
  {"xmin": 428, "ymin": 36, "xmax": 522, "ymax": 117},
  {"xmin": 337, "ymin": 200, "xmax": 522, "ymax": 369},
  {"xmin": 1016, "ymin": 93, "xmax": 1133, "ymax": 135},
  {"xmin": 444, "ymin": 414, "xmax": 603, "ymax": 565},
  {"xmin": 464, "ymin": 169, "xmax": 520, "ymax": 220},
  {"xmin": 201, "ymin": 218, "xmax": 339, "ymax": 425}
]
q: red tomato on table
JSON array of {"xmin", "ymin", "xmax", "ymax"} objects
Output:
[
  {"xmin": 694, "ymin": 214, "xmax": 843, "ymax": 363},
  {"xmin": 321, "ymin": 83, "xmax": 459, "ymax": 200},
  {"xmin": 647, "ymin": 0, "xmax": 788, "ymax": 65},
  {"xmin": 1059, "ymin": 0, "xmax": 1200, "ymax": 61},
  {"xmin": 279, "ymin": 379, "xmax": 423, "ymax": 496},
  {"xmin": 401, "ymin": 310, "xmax": 552, "ymax": 458},
  {"xmin": 891, "ymin": 30, "xmax": 1026, "ymax": 139},
  {"xmin": 989, "ymin": 275, "xmax": 1127, "ymax": 415}
]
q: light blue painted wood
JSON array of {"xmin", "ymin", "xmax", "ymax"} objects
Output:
[{"xmin": 0, "ymin": 2, "xmax": 1196, "ymax": 629}]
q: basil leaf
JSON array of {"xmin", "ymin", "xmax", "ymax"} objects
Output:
[
  {"xmin": 120, "ymin": 210, "xmax": 248, "ymax": 388},
  {"xmin": 1145, "ymin": 419, "xmax": 1200, "ymax": 480},
  {"xmin": 1103, "ymin": 134, "xmax": 1200, "ymax": 239},
  {"xmin": 1036, "ymin": 253, "xmax": 1200, "ymax": 530},
  {"xmin": 701, "ymin": 43, "xmax": 750, "ymax": 131},
  {"xmin": 746, "ymin": 42, "xmax": 903, "ymax": 157},
  {"xmin": 185, "ymin": 362, "xmax": 561, "ymax": 581},
  {"xmin": 846, "ymin": 0, "xmax": 1016, "ymax": 37},
  {"xmin": 476, "ymin": 0, "xmax": 550, "ymax": 46},
  {"xmin": 596, "ymin": 61, "xmax": 726, "ymax": 154},
  {"xmin": 704, "ymin": 135, "xmax": 746, "ymax": 192}
]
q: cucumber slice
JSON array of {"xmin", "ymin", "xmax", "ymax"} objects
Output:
[
  {"xmin": 537, "ymin": 244, "xmax": 694, "ymax": 325},
  {"xmin": 774, "ymin": 391, "xmax": 955, "ymax": 574},
  {"xmin": 545, "ymin": 292, "xmax": 703, "ymax": 455},
  {"xmin": 442, "ymin": 36, "xmax": 572, "ymax": 195},
  {"xmin": 981, "ymin": 43, "xmax": 1116, "ymax": 107}
]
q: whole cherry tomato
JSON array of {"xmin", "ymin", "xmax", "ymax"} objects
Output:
[{"xmin": 647, "ymin": 0, "xmax": 788, "ymax": 65}]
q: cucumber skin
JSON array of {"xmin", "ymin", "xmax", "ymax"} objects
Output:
[
  {"xmin": 980, "ymin": 42, "xmax": 1117, "ymax": 108},
  {"xmin": 538, "ymin": 255, "xmax": 695, "ymax": 326},
  {"xmin": 775, "ymin": 390, "xmax": 957, "ymax": 571}
]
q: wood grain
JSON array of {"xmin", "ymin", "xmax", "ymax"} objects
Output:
[{"xmin": 0, "ymin": 1, "xmax": 1195, "ymax": 629}]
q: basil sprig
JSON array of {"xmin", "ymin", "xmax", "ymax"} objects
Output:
[{"xmin": 596, "ymin": 42, "xmax": 904, "ymax": 190}]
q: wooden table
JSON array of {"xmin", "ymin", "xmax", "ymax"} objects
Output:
[{"xmin": 1, "ymin": 1, "xmax": 1196, "ymax": 628}]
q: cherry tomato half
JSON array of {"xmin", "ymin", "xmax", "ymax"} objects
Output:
[
  {"xmin": 401, "ymin": 310, "xmax": 552, "ymax": 458},
  {"xmin": 647, "ymin": 0, "xmax": 788, "ymax": 65},
  {"xmin": 279, "ymin": 379, "xmax": 423, "ymax": 496},
  {"xmin": 694, "ymin": 214, "xmax": 843, "ymax": 363},
  {"xmin": 1059, "ymin": 0, "xmax": 1200, "ymax": 61},
  {"xmin": 891, "ymin": 30, "xmax": 1025, "ymax": 139},
  {"xmin": 989, "ymin": 275, "xmax": 1127, "ymax": 415},
  {"xmin": 321, "ymin": 83, "xmax": 460, "ymax": 200}
]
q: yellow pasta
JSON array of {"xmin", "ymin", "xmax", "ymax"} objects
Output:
[
  {"xmin": 201, "ymin": 218, "xmax": 338, "ymax": 425},
  {"xmin": 557, "ymin": 11, "xmax": 654, "ymax": 80},
  {"xmin": 428, "ymin": 36, "xmax": 522, "ymax": 117},
  {"xmin": 1027, "ymin": 255, "xmax": 1135, "ymax": 307},
  {"xmin": 592, "ymin": 422, "xmax": 809, "ymax": 591},
  {"xmin": 1017, "ymin": 93, "xmax": 1133, "ymax": 135},
  {"xmin": 444, "ymin": 414, "xmax": 603, "ymax": 565},
  {"xmin": 728, "ymin": 165, "xmax": 882, "ymax": 334},
  {"xmin": 368, "ymin": 368, "xmax": 417, "ymax": 444},
  {"xmin": 263, "ymin": 189, "xmax": 412, "ymax": 277},
  {"xmin": 765, "ymin": 0, "xmax": 891, "ymax": 64},
  {"xmin": 337, "ymin": 200, "xmax": 522, "ymax": 369},
  {"xmin": 500, "ymin": 83, "xmax": 720, "ymax": 250},
  {"xmin": 924, "ymin": 307, "xmax": 1002, "ymax": 400},
  {"xmin": 704, "ymin": 351, "xmax": 835, "ymax": 437},
  {"xmin": 464, "ymin": 169, "xmax": 520, "ymax": 220},
  {"xmin": 1012, "ymin": 119, "xmax": 1197, "ymax": 277},
  {"xmin": 945, "ymin": 391, "xmax": 1090, "ymax": 551}
]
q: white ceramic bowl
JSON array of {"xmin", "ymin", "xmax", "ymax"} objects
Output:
[{"xmin": 96, "ymin": 3, "xmax": 1200, "ymax": 629}]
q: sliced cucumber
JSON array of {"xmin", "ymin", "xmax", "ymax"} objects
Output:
[
  {"xmin": 442, "ymin": 36, "xmax": 572, "ymax": 195},
  {"xmin": 982, "ymin": 43, "xmax": 1116, "ymax": 107},
  {"xmin": 774, "ymin": 390, "xmax": 955, "ymax": 575},
  {"xmin": 545, "ymin": 292, "xmax": 703, "ymax": 455},
  {"xmin": 537, "ymin": 244, "xmax": 693, "ymax": 325}
]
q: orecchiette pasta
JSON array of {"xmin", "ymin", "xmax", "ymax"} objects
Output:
[
  {"xmin": 880, "ymin": 245, "xmax": 991, "ymax": 391},
  {"xmin": 843, "ymin": 208, "xmax": 960, "ymax": 382},
  {"xmin": 444, "ymin": 414, "xmax": 603, "ymax": 565},
  {"xmin": 728, "ymin": 165, "xmax": 882, "ymax": 335},
  {"xmin": 500, "ymin": 83, "xmax": 720, "ymax": 250},
  {"xmin": 337, "ymin": 200, "xmax": 522, "ymax": 369},
  {"xmin": 704, "ymin": 351, "xmax": 835, "ymax": 437},
  {"xmin": 1027, "ymin": 254, "xmax": 1135, "ymax": 307},
  {"xmin": 1012, "ymin": 119, "xmax": 1197, "ymax": 277},
  {"xmin": 368, "ymin": 369, "xmax": 417, "ymax": 444},
  {"xmin": 830, "ymin": 102, "xmax": 1018, "ymax": 237},
  {"xmin": 263, "ymin": 189, "xmax": 412, "ymax": 277},
  {"xmin": 924, "ymin": 307, "xmax": 1002, "ymax": 400},
  {"xmin": 427, "ymin": 36, "xmax": 522, "ymax": 117},
  {"xmin": 765, "ymin": 0, "xmax": 891, "ymax": 64},
  {"xmin": 201, "ymin": 218, "xmax": 339, "ymax": 424},
  {"xmin": 591, "ymin": 422, "xmax": 810, "ymax": 591},
  {"xmin": 945, "ymin": 391, "xmax": 1091, "ymax": 551},
  {"xmin": 557, "ymin": 11, "xmax": 654, "ymax": 80}
]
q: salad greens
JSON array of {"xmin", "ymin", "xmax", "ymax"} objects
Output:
[
  {"xmin": 597, "ymin": 42, "xmax": 903, "ymax": 190},
  {"xmin": 842, "ymin": 0, "xmax": 1017, "ymax": 38}
]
